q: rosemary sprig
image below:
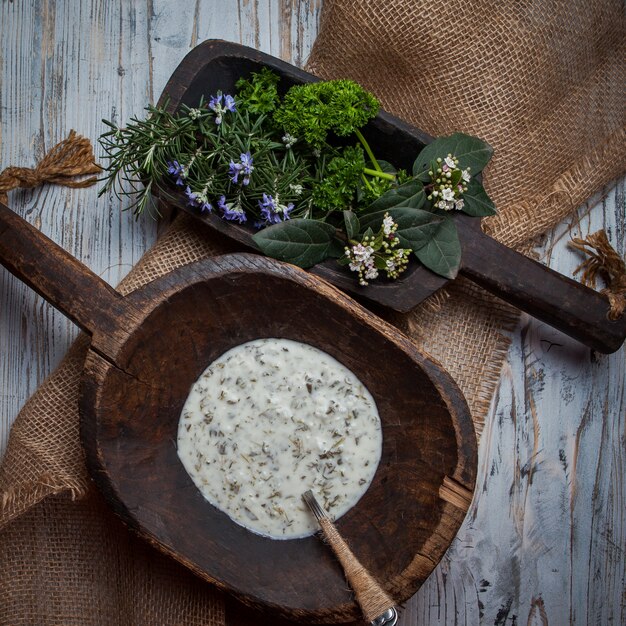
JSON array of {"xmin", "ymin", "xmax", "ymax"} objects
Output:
[{"xmin": 99, "ymin": 102, "xmax": 200, "ymax": 215}]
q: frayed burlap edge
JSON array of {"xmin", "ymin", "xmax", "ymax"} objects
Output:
[
  {"xmin": 0, "ymin": 477, "xmax": 84, "ymax": 526},
  {"xmin": 485, "ymin": 126, "xmax": 626, "ymax": 247}
]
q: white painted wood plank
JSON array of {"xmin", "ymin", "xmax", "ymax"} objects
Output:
[{"xmin": 398, "ymin": 180, "xmax": 625, "ymax": 625}]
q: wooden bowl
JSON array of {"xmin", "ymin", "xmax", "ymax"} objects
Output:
[
  {"xmin": 0, "ymin": 202, "xmax": 476, "ymax": 623},
  {"xmin": 81, "ymin": 255, "xmax": 477, "ymax": 623}
]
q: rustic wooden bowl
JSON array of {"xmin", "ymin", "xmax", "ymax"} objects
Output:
[{"xmin": 0, "ymin": 202, "xmax": 477, "ymax": 623}]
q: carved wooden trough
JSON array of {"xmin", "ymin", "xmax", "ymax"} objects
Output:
[{"xmin": 158, "ymin": 40, "xmax": 626, "ymax": 354}]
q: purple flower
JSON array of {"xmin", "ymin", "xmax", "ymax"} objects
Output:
[
  {"xmin": 222, "ymin": 206, "xmax": 247, "ymax": 223},
  {"xmin": 260, "ymin": 207, "xmax": 282, "ymax": 225},
  {"xmin": 240, "ymin": 152, "xmax": 253, "ymax": 174},
  {"xmin": 208, "ymin": 94, "xmax": 222, "ymax": 112},
  {"xmin": 218, "ymin": 195, "xmax": 247, "ymax": 223},
  {"xmin": 224, "ymin": 94, "xmax": 236, "ymax": 112},
  {"xmin": 259, "ymin": 193, "xmax": 277, "ymax": 222},
  {"xmin": 167, "ymin": 160, "xmax": 186, "ymax": 186},
  {"xmin": 228, "ymin": 152, "xmax": 254, "ymax": 186},
  {"xmin": 208, "ymin": 92, "xmax": 236, "ymax": 124},
  {"xmin": 185, "ymin": 185, "xmax": 199, "ymax": 207},
  {"xmin": 185, "ymin": 186, "xmax": 212, "ymax": 213},
  {"xmin": 240, "ymin": 151, "xmax": 253, "ymax": 185},
  {"xmin": 258, "ymin": 194, "xmax": 293, "ymax": 225},
  {"xmin": 228, "ymin": 159, "xmax": 242, "ymax": 184}
]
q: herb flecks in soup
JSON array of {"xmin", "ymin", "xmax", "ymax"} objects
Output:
[{"xmin": 177, "ymin": 338, "xmax": 382, "ymax": 539}]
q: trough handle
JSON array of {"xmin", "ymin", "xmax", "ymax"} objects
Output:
[
  {"xmin": 459, "ymin": 225, "xmax": 626, "ymax": 354},
  {"xmin": 0, "ymin": 201, "xmax": 130, "ymax": 339}
]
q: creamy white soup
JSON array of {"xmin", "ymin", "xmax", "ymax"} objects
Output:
[{"xmin": 177, "ymin": 338, "xmax": 382, "ymax": 539}]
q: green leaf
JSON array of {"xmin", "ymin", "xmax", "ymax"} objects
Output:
[
  {"xmin": 376, "ymin": 160, "xmax": 397, "ymax": 174},
  {"xmin": 415, "ymin": 169, "xmax": 433, "ymax": 183},
  {"xmin": 343, "ymin": 210, "xmax": 360, "ymax": 239},
  {"xmin": 359, "ymin": 207, "xmax": 443, "ymax": 251},
  {"xmin": 461, "ymin": 179, "xmax": 497, "ymax": 216},
  {"xmin": 274, "ymin": 80, "xmax": 379, "ymax": 147},
  {"xmin": 367, "ymin": 179, "xmax": 425, "ymax": 212},
  {"xmin": 374, "ymin": 256, "xmax": 387, "ymax": 270},
  {"xmin": 252, "ymin": 219, "xmax": 336, "ymax": 268},
  {"xmin": 413, "ymin": 216, "xmax": 461, "ymax": 278},
  {"xmin": 328, "ymin": 237, "xmax": 346, "ymax": 258},
  {"xmin": 412, "ymin": 133, "xmax": 493, "ymax": 176}
]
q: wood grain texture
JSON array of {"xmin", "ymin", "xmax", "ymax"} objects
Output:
[
  {"xmin": 1, "ymin": 1, "xmax": 624, "ymax": 624},
  {"xmin": 397, "ymin": 181, "xmax": 626, "ymax": 626}
]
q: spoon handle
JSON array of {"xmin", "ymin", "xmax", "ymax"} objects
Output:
[{"xmin": 302, "ymin": 490, "xmax": 398, "ymax": 624}]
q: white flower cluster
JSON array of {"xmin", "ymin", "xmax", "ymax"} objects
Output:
[
  {"xmin": 344, "ymin": 213, "xmax": 411, "ymax": 286},
  {"xmin": 347, "ymin": 244, "xmax": 379, "ymax": 285},
  {"xmin": 282, "ymin": 133, "xmax": 297, "ymax": 148},
  {"xmin": 382, "ymin": 214, "xmax": 395, "ymax": 235},
  {"xmin": 426, "ymin": 154, "xmax": 471, "ymax": 211}
]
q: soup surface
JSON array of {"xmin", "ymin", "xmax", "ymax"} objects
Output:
[{"xmin": 177, "ymin": 337, "xmax": 382, "ymax": 539}]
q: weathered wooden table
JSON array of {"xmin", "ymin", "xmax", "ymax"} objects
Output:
[{"xmin": 1, "ymin": 2, "xmax": 624, "ymax": 624}]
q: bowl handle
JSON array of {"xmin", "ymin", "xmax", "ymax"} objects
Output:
[
  {"xmin": 0, "ymin": 201, "xmax": 138, "ymax": 356},
  {"xmin": 459, "ymin": 224, "xmax": 626, "ymax": 354}
]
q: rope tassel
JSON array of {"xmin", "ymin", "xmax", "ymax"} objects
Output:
[
  {"xmin": 0, "ymin": 130, "xmax": 101, "ymax": 204},
  {"xmin": 570, "ymin": 230, "xmax": 626, "ymax": 320}
]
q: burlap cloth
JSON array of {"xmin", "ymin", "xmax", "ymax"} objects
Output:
[{"xmin": 1, "ymin": 1, "xmax": 624, "ymax": 624}]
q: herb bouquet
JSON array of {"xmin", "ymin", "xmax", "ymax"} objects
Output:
[{"xmin": 100, "ymin": 68, "xmax": 496, "ymax": 285}]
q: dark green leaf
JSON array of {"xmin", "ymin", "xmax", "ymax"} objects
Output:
[
  {"xmin": 363, "ymin": 227, "xmax": 374, "ymax": 239},
  {"xmin": 367, "ymin": 179, "xmax": 425, "ymax": 212},
  {"xmin": 328, "ymin": 237, "xmax": 346, "ymax": 258},
  {"xmin": 359, "ymin": 207, "xmax": 443, "ymax": 252},
  {"xmin": 252, "ymin": 219, "xmax": 336, "ymax": 268},
  {"xmin": 413, "ymin": 216, "xmax": 461, "ymax": 278},
  {"xmin": 343, "ymin": 210, "xmax": 360, "ymax": 239},
  {"xmin": 374, "ymin": 256, "xmax": 387, "ymax": 270},
  {"xmin": 412, "ymin": 133, "xmax": 493, "ymax": 176},
  {"xmin": 376, "ymin": 160, "xmax": 397, "ymax": 174},
  {"xmin": 415, "ymin": 169, "xmax": 432, "ymax": 183},
  {"xmin": 461, "ymin": 179, "xmax": 497, "ymax": 216}
]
